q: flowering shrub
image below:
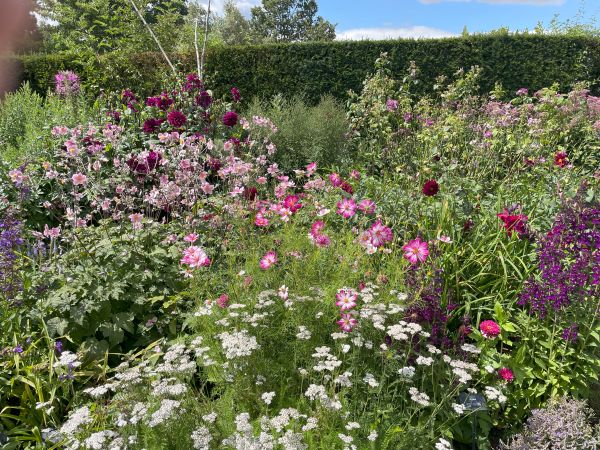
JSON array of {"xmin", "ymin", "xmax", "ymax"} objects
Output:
[{"xmin": 1, "ymin": 58, "xmax": 600, "ymax": 449}]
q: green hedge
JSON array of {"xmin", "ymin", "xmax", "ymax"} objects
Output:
[{"xmin": 10, "ymin": 35, "xmax": 600, "ymax": 102}]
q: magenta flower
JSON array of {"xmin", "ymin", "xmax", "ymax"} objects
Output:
[
  {"xmin": 195, "ymin": 91, "xmax": 213, "ymax": 108},
  {"xmin": 386, "ymin": 99, "xmax": 399, "ymax": 112},
  {"xmin": 184, "ymin": 233, "xmax": 199, "ymax": 243},
  {"xmin": 167, "ymin": 110, "xmax": 187, "ymax": 128},
  {"xmin": 260, "ymin": 251, "xmax": 278, "ymax": 270},
  {"xmin": 223, "ymin": 111, "xmax": 238, "ymax": 127},
  {"xmin": 337, "ymin": 313, "xmax": 358, "ymax": 332},
  {"xmin": 54, "ymin": 70, "xmax": 80, "ymax": 97},
  {"xmin": 329, "ymin": 173, "xmax": 342, "ymax": 187},
  {"xmin": 422, "ymin": 179, "xmax": 439, "ymax": 196},
  {"xmin": 358, "ymin": 199, "xmax": 376, "ymax": 215},
  {"xmin": 498, "ymin": 367, "xmax": 514, "ymax": 383},
  {"xmin": 368, "ymin": 221, "xmax": 393, "ymax": 248},
  {"xmin": 217, "ymin": 294, "xmax": 229, "ymax": 308},
  {"xmin": 337, "ymin": 198, "xmax": 357, "ymax": 219},
  {"xmin": 231, "ymin": 87, "xmax": 241, "ymax": 102},
  {"xmin": 480, "ymin": 320, "xmax": 501, "ymax": 339},
  {"xmin": 181, "ymin": 246, "xmax": 211, "ymax": 268},
  {"xmin": 255, "ymin": 213, "xmax": 269, "ymax": 227},
  {"xmin": 314, "ymin": 234, "xmax": 331, "ymax": 247},
  {"xmin": 142, "ymin": 118, "xmax": 164, "ymax": 134},
  {"xmin": 402, "ymin": 238, "xmax": 429, "ymax": 265},
  {"xmin": 282, "ymin": 195, "xmax": 302, "ymax": 213},
  {"xmin": 335, "ymin": 288, "xmax": 358, "ymax": 311}
]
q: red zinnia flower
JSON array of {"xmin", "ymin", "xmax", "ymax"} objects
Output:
[
  {"xmin": 480, "ymin": 320, "xmax": 501, "ymax": 339},
  {"xmin": 498, "ymin": 367, "xmax": 514, "ymax": 383},
  {"xmin": 422, "ymin": 179, "xmax": 439, "ymax": 196}
]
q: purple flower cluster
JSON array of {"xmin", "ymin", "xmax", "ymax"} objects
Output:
[
  {"xmin": 519, "ymin": 187, "xmax": 600, "ymax": 317},
  {"xmin": 54, "ymin": 70, "xmax": 80, "ymax": 97},
  {"xmin": 0, "ymin": 212, "xmax": 24, "ymax": 301}
]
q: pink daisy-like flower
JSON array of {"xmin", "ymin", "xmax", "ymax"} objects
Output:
[
  {"xmin": 181, "ymin": 246, "xmax": 211, "ymax": 268},
  {"xmin": 282, "ymin": 195, "xmax": 302, "ymax": 213},
  {"xmin": 128, "ymin": 213, "xmax": 143, "ymax": 229},
  {"xmin": 329, "ymin": 173, "xmax": 342, "ymax": 187},
  {"xmin": 358, "ymin": 199, "xmax": 376, "ymax": 215},
  {"xmin": 314, "ymin": 234, "xmax": 331, "ymax": 247},
  {"xmin": 335, "ymin": 288, "xmax": 358, "ymax": 311},
  {"xmin": 184, "ymin": 233, "xmax": 199, "ymax": 243},
  {"xmin": 498, "ymin": 367, "xmax": 514, "ymax": 383},
  {"xmin": 255, "ymin": 213, "xmax": 269, "ymax": 227},
  {"xmin": 337, "ymin": 198, "xmax": 357, "ymax": 219},
  {"xmin": 311, "ymin": 220, "xmax": 325, "ymax": 236},
  {"xmin": 72, "ymin": 173, "xmax": 88, "ymax": 186},
  {"xmin": 438, "ymin": 235, "xmax": 452, "ymax": 243},
  {"xmin": 368, "ymin": 221, "xmax": 393, "ymax": 248},
  {"xmin": 402, "ymin": 238, "xmax": 429, "ymax": 265},
  {"xmin": 337, "ymin": 313, "xmax": 358, "ymax": 332},
  {"xmin": 260, "ymin": 251, "xmax": 278, "ymax": 270},
  {"xmin": 480, "ymin": 320, "xmax": 501, "ymax": 339}
]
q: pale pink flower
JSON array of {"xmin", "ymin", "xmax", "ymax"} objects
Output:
[
  {"xmin": 256, "ymin": 176, "xmax": 268, "ymax": 185},
  {"xmin": 181, "ymin": 246, "xmax": 211, "ymax": 268},
  {"xmin": 337, "ymin": 313, "xmax": 358, "ymax": 332},
  {"xmin": 184, "ymin": 233, "xmax": 199, "ymax": 243},
  {"xmin": 201, "ymin": 182, "xmax": 215, "ymax": 195},
  {"xmin": 350, "ymin": 169, "xmax": 361, "ymax": 180},
  {"xmin": 260, "ymin": 251, "xmax": 278, "ymax": 270},
  {"xmin": 335, "ymin": 289, "xmax": 358, "ymax": 311},
  {"xmin": 402, "ymin": 238, "xmax": 429, "ymax": 265},
  {"xmin": 8, "ymin": 170, "xmax": 25, "ymax": 185},
  {"xmin": 306, "ymin": 162, "xmax": 317, "ymax": 176},
  {"xmin": 278, "ymin": 285, "xmax": 289, "ymax": 300},
  {"xmin": 71, "ymin": 173, "xmax": 88, "ymax": 186},
  {"xmin": 438, "ymin": 235, "xmax": 452, "ymax": 243},
  {"xmin": 43, "ymin": 224, "xmax": 61, "ymax": 239},
  {"xmin": 128, "ymin": 213, "xmax": 143, "ymax": 229},
  {"xmin": 337, "ymin": 198, "xmax": 357, "ymax": 219}
]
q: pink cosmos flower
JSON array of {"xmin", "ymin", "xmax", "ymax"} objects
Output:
[
  {"xmin": 311, "ymin": 220, "xmax": 325, "ymax": 236},
  {"xmin": 438, "ymin": 235, "xmax": 452, "ymax": 243},
  {"xmin": 402, "ymin": 238, "xmax": 429, "ymax": 265},
  {"xmin": 181, "ymin": 246, "xmax": 211, "ymax": 268},
  {"xmin": 282, "ymin": 195, "xmax": 302, "ymax": 213},
  {"xmin": 350, "ymin": 169, "xmax": 361, "ymax": 180},
  {"xmin": 329, "ymin": 173, "xmax": 342, "ymax": 187},
  {"xmin": 498, "ymin": 367, "xmax": 514, "ymax": 383},
  {"xmin": 337, "ymin": 198, "xmax": 357, "ymax": 219},
  {"xmin": 71, "ymin": 173, "xmax": 88, "ymax": 186},
  {"xmin": 358, "ymin": 199, "xmax": 376, "ymax": 215},
  {"xmin": 480, "ymin": 320, "xmax": 501, "ymax": 339},
  {"xmin": 128, "ymin": 213, "xmax": 143, "ymax": 229},
  {"xmin": 255, "ymin": 213, "xmax": 269, "ymax": 227},
  {"xmin": 260, "ymin": 251, "xmax": 278, "ymax": 270},
  {"xmin": 335, "ymin": 289, "xmax": 358, "ymax": 311},
  {"xmin": 337, "ymin": 313, "xmax": 358, "ymax": 332},
  {"xmin": 368, "ymin": 221, "xmax": 393, "ymax": 248},
  {"xmin": 306, "ymin": 162, "xmax": 317, "ymax": 176},
  {"xmin": 184, "ymin": 233, "xmax": 199, "ymax": 243},
  {"xmin": 314, "ymin": 234, "xmax": 331, "ymax": 247}
]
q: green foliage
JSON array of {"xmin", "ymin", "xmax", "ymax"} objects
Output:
[
  {"xmin": 244, "ymin": 94, "xmax": 352, "ymax": 170},
  {"xmin": 28, "ymin": 221, "xmax": 189, "ymax": 358},
  {"xmin": 0, "ymin": 83, "xmax": 98, "ymax": 164},
  {"xmin": 13, "ymin": 35, "xmax": 600, "ymax": 102},
  {"xmin": 250, "ymin": 0, "xmax": 336, "ymax": 42}
]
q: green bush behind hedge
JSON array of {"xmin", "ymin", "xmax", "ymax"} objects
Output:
[{"xmin": 9, "ymin": 35, "xmax": 600, "ymax": 101}]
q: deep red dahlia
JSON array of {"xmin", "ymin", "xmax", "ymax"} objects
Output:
[
  {"xmin": 422, "ymin": 179, "xmax": 440, "ymax": 196},
  {"xmin": 167, "ymin": 110, "xmax": 187, "ymax": 128},
  {"xmin": 223, "ymin": 111, "xmax": 238, "ymax": 127}
]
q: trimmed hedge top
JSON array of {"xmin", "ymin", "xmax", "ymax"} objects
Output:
[{"xmin": 10, "ymin": 35, "xmax": 600, "ymax": 101}]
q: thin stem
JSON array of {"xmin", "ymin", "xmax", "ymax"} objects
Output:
[
  {"xmin": 200, "ymin": 0, "xmax": 211, "ymax": 79},
  {"xmin": 127, "ymin": 0, "xmax": 176, "ymax": 75},
  {"xmin": 194, "ymin": 19, "xmax": 201, "ymax": 77}
]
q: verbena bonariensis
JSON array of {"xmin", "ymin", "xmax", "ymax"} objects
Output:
[
  {"xmin": 0, "ymin": 211, "xmax": 24, "ymax": 302},
  {"xmin": 519, "ymin": 185, "xmax": 600, "ymax": 317}
]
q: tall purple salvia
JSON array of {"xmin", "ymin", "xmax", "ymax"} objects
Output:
[
  {"xmin": 519, "ymin": 185, "xmax": 600, "ymax": 317},
  {"xmin": 0, "ymin": 211, "xmax": 24, "ymax": 301}
]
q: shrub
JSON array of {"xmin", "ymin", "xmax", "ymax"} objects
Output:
[{"xmin": 245, "ymin": 94, "xmax": 352, "ymax": 171}]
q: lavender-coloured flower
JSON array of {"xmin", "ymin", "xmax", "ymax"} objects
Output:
[{"xmin": 54, "ymin": 71, "xmax": 80, "ymax": 97}]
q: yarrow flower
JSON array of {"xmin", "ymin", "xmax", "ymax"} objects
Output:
[
  {"xmin": 402, "ymin": 238, "xmax": 429, "ymax": 265},
  {"xmin": 181, "ymin": 246, "xmax": 211, "ymax": 268},
  {"xmin": 259, "ymin": 251, "xmax": 278, "ymax": 270},
  {"xmin": 479, "ymin": 320, "xmax": 501, "ymax": 339}
]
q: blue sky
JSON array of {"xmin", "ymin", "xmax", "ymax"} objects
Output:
[{"xmin": 203, "ymin": 0, "xmax": 600, "ymax": 39}]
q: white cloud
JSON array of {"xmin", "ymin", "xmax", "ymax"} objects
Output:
[
  {"xmin": 420, "ymin": 0, "xmax": 565, "ymax": 4},
  {"xmin": 336, "ymin": 26, "xmax": 456, "ymax": 40}
]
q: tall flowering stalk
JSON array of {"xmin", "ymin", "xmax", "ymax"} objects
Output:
[
  {"xmin": 519, "ymin": 186, "xmax": 599, "ymax": 317},
  {"xmin": 0, "ymin": 212, "xmax": 24, "ymax": 301}
]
